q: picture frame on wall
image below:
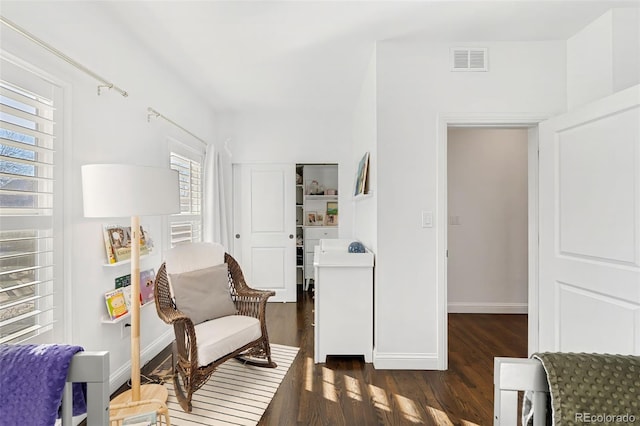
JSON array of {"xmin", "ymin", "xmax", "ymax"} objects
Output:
[
  {"xmin": 326, "ymin": 201, "xmax": 338, "ymax": 216},
  {"xmin": 354, "ymin": 152, "xmax": 370, "ymax": 196},
  {"xmin": 307, "ymin": 211, "xmax": 317, "ymax": 225}
]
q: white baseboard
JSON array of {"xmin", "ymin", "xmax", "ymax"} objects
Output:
[
  {"xmin": 109, "ymin": 330, "xmax": 174, "ymax": 394},
  {"xmin": 448, "ymin": 302, "xmax": 528, "ymax": 314},
  {"xmin": 373, "ymin": 350, "xmax": 440, "ymax": 370}
]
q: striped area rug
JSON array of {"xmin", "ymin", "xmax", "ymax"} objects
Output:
[{"xmin": 164, "ymin": 344, "xmax": 299, "ymax": 426}]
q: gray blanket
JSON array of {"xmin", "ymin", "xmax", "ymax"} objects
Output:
[{"xmin": 523, "ymin": 352, "xmax": 640, "ymax": 425}]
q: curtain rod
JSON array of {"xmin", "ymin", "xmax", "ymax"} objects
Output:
[
  {"xmin": 147, "ymin": 107, "xmax": 207, "ymax": 146},
  {"xmin": 0, "ymin": 15, "xmax": 128, "ymax": 97}
]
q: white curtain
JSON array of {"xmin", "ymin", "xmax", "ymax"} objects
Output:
[{"xmin": 203, "ymin": 145, "xmax": 230, "ymax": 249}]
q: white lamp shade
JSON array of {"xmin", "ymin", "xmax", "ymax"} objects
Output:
[{"xmin": 82, "ymin": 164, "xmax": 180, "ymax": 217}]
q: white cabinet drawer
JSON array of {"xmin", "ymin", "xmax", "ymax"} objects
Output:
[{"xmin": 305, "ymin": 227, "xmax": 338, "ymax": 240}]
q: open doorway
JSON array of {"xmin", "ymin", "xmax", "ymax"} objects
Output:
[
  {"xmin": 446, "ymin": 126, "xmax": 530, "ymax": 368},
  {"xmin": 447, "ymin": 127, "xmax": 529, "ymax": 314},
  {"xmin": 437, "ymin": 114, "xmax": 544, "ymax": 370},
  {"xmin": 437, "ymin": 113, "xmax": 548, "ymax": 370}
]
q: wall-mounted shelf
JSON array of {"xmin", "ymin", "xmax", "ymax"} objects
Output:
[
  {"xmin": 103, "ymin": 253, "xmax": 151, "ymax": 267},
  {"xmin": 296, "ymin": 163, "xmax": 339, "ymax": 290},
  {"xmin": 101, "ymin": 301, "xmax": 155, "ymax": 324},
  {"xmin": 305, "ymin": 195, "xmax": 338, "ymax": 201}
]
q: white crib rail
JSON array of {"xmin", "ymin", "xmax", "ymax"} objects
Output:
[
  {"xmin": 60, "ymin": 351, "xmax": 110, "ymax": 426},
  {"xmin": 494, "ymin": 357, "xmax": 549, "ymax": 426}
]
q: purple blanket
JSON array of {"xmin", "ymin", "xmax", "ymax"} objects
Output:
[{"xmin": 0, "ymin": 344, "xmax": 87, "ymax": 426}]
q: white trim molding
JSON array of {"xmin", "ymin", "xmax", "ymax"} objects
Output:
[
  {"xmin": 436, "ymin": 112, "xmax": 551, "ymax": 371},
  {"xmin": 448, "ymin": 302, "xmax": 528, "ymax": 314},
  {"xmin": 373, "ymin": 350, "xmax": 439, "ymax": 370}
]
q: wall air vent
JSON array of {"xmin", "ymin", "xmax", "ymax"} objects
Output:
[{"xmin": 450, "ymin": 48, "xmax": 488, "ymax": 72}]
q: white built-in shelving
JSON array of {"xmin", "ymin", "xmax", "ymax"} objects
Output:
[{"xmin": 295, "ymin": 163, "xmax": 339, "ymax": 289}]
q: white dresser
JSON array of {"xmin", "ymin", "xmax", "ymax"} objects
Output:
[{"xmin": 313, "ymin": 239, "xmax": 374, "ymax": 363}]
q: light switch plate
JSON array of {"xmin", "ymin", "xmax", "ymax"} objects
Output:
[{"xmin": 422, "ymin": 211, "xmax": 433, "ymax": 228}]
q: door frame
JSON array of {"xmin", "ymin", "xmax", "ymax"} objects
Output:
[{"xmin": 436, "ymin": 112, "xmax": 551, "ymax": 370}]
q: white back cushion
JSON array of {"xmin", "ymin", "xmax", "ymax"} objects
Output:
[{"xmin": 165, "ymin": 242, "xmax": 226, "ymax": 274}]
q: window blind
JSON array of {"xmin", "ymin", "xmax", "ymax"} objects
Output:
[
  {"xmin": 169, "ymin": 151, "xmax": 202, "ymax": 246},
  {"xmin": 0, "ymin": 77, "xmax": 57, "ymax": 344}
]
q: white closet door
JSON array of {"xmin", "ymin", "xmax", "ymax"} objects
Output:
[
  {"xmin": 538, "ymin": 85, "xmax": 640, "ymax": 354},
  {"xmin": 233, "ymin": 164, "xmax": 296, "ymax": 302}
]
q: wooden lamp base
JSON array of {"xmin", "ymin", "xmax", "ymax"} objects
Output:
[{"xmin": 109, "ymin": 384, "xmax": 170, "ymax": 424}]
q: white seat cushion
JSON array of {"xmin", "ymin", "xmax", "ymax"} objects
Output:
[{"xmin": 193, "ymin": 315, "xmax": 262, "ymax": 367}]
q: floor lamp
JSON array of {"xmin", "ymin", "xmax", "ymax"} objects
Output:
[{"xmin": 82, "ymin": 164, "xmax": 179, "ymax": 409}]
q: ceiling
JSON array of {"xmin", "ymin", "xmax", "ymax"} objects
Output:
[{"xmin": 101, "ymin": 1, "xmax": 638, "ymax": 113}]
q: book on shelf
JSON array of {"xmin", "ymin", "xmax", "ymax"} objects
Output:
[
  {"xmin": 104, "ymin": 288, "xmax": 128, "ymax": 320},
  {"xmin": 102, "ymin": 227, "xmax": 117, "ymax": 264},
  {"xmin": 116, "ymin": 274, "xmax": 138, "ymax": 310},
  {"xmin": 120, "ymin": 285, "xmax": 135, "ymax": 311},
  {"xmin": 139, "ymin": 269, "xmax": 156, "ymax": 305},
  {"xmin": 115, "ymin": 268, "xmax": 156, "ymax": 307},
  {"xmin": 103, "ymin": 224, "xmax": 150, "ymax": 263}
]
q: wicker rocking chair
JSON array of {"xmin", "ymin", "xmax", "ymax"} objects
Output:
[{"xmin": 154, "ymin": 243, "xmax": 277, "ymax": 412}]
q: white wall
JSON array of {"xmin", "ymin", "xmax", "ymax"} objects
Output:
[
  {"xmin": 567, "ymin": 11, "xmax": 614, "ymax": 110},
  {"xmin": 612, "ymin": 9, "xmax": 640, "ymax": 94},
  {"xmin": 1, "ymin": 1, "xmax": 218, "ymax": 392},
  {"xmin": 447, "ymin": 128, "xmax": 528, "ymax": 314},
  {"xmin": 351, "ymin": 46, "xmax": 377, "ymax": 253},
  {"xmin": 567, "ymin": 8, "xmax": 640, "ymax": 110},
  {"xmin": 375, "ymin": 40, "xmax": 566, "ymax": 369},
  {"xmin": 221, "ymin": 109, "xmax": 354, "ymax": 238}
]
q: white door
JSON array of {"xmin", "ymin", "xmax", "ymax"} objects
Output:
[
  {"xmin": 233, "ymin": 164, "xmax": 296, "ymax": 302},
  {"xmin": 538, "ymin": 85, "xmax": 640, "ymax": 354}
]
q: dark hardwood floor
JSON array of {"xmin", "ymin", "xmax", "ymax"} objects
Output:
[
  {"xmin": 258, "ymin": 288, "xmax": 528, "ymax": 425},
  {"xmin": 130, "ymin": 287, "xmax": 527, "ymax": 425}
]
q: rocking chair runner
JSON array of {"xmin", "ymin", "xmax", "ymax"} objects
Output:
[{"xmin": 154, "ymin": 246, "xmax": 277, "ymax": 412}]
